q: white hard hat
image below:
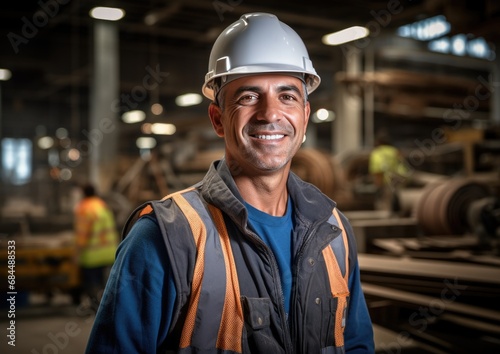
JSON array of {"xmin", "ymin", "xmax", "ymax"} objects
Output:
[{"xmin": 202, "ymin": 13, "xmax": 321, "ymax": 101}]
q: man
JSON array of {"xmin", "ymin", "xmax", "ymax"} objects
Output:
[
  {"xmin": 369, "ymin": 131, "xmax": 409, "ymax": 214},
  {"xmin": 74, "ymin": 183, "xmax": 119, "ymax": 310},
  {"xmin": 86, "ymin": 13, "xmax": 374, "ymax": 353}
]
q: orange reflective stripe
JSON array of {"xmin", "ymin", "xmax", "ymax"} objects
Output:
[
  {"xmin": 322, "ymin": 247, "xmax": 348, "ymax": 296},
  {"xmin": 167, "ymin": 193, "xmax": 243, "ymax": 352},
  {"xmin": 335, "ymin": 296, "xmax": 348, "ymax": 347},
  {"xmin": 208, "ymin": 204, "xmax": 244, "ymax": 353},
  {"xmin": 173, "ymin": 194, "xmax": 208, "ymax": 349},
  {"xmin": 139, "ymin": 204, "xmax": 153, "ymax": 216},
  {"xmin": 322, "ymin": 207, "xmax": 350, "ymax": 347},
  {"xmin": 161, "ymin": 187, "xmax": 195, "ymax": 201}
]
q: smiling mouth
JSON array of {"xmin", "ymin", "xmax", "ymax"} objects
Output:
[{"xmin": 254, "ymin": 134, "xmax": 285, "ymax": 140}]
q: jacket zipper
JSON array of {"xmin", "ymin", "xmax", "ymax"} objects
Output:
[
  {"xmin": 245, "ymin": 229, "xmax": 294, "ymax": 354},
  {"xmin": 289, "ymin": 224, "xmax": 318, "ymax": 353}
]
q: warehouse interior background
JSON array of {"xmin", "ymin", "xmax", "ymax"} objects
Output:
[{"xmin": 1, "ymin": 0, "xmax": 500, "ymax": 353}]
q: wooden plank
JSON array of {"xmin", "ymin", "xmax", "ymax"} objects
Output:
[
  {"xmin": 359, "ymin": 253, "xmax": 500, "ymax": 285},
  {"xmin": 362, "ymin": 283, "xmax": 500, "ymax": 322}
]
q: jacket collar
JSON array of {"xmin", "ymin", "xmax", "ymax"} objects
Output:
[{"xmin": 201, "ymin": 158, "xmax": 337, "ymax": 224}]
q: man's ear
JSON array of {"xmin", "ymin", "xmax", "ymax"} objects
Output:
[
  {"xmin": 208, "ymin": 103, "xmax": 224, "ymax": 137},
  {"xmin": 304, "ymin": 101, "xmax": 311, "ymax": 128}
]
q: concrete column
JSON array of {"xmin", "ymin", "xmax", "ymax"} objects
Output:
[
  {"xmin": 492, "ymin": 44, "xmax": 500, "ymax": 125},
  {"xmin": 0, "ymin": 84, "xmax": 4, "ymax": 211},
  {"xmin": 364, "ymin": 45, "xmax": 375, "ymax": 149},
  {"xmin": 89, "ymin": 20, "xmax": 119, "ymax": 193},
  {"xmin": 333, "ymin": 47, "xmax": 363, "ymax": 154}
]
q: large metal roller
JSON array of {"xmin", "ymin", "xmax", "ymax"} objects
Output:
[
  {"xmin": 291, "ymin": 148, "xmax": 337, "ymax": 198},
  {"xmin": 416, "ymin": 178, "xmax": 491, "ymax": 235}
]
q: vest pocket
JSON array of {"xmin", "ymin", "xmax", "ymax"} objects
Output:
[
  {"xmin": 241, "ymin": 296, "xmax": 285, "ymax": 354},
  {"xmin": 242, "ymin": 296, "xmax": 271, "ymax": 330}
]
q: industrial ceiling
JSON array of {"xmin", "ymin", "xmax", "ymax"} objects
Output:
[{"xmin": 1, "ymin": 0, "xmax": 499, "ymax": 144}]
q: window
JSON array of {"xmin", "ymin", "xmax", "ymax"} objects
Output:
[
  {"xmin": 398, "ymin": 15, "xmax": 495, "ymax": 61},
  {"xmin": 2, "ymin": 138, "xmax": 32, "ymax": 185}
]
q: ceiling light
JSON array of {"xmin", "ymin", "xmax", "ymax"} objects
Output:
[
  {"xmin": 141, "ymin": 123, "xmax": 152, "ymax": 134},
  {"xmin": 151, "ymin": 103, "xmax": 163, "ymax": 115},
  {"xmin": 67, "ymin": 148, "xmax": 80, "ymax": 161},
  {"xmin": 59, "ymin": 168, "xmax": 72, "ymax": 181},
  {"xmin": 144, "ymin": 13, "xmax": 158, "ymax": 26},
  {"xmin": 38, "ymin": 136, "xmax": 54, "ymax": 149},
  {"xmin": 151, "ymin": 123, "xmax": 176, "ymax": 135},
  {"xmin": 322, "ymin": 26, "xmax": 370, "ymax": 46},
  {"xmin": 0, "ymin": 68, "xmax": 12, "ymax": 81},
  {"xmin": 89, "ymin": 7, "xmax": 125, "ymax": 21},
  {"xmin": 55, "ymin": 127, "xmax": 68, "ymax": 139},
  {"xmin": 451, "ymin": 34, "xmax": 467, "ymax": 56},
  {"xmin": 312, "ymin": 109, "xmax": 335, "ymax": 123},
  {"xmin": 175, "ymin": 93, "xmax": 203, "ymax": 107},
  {"xmin": 136, "ymin": 137, "xmax": 156, "ymax": 149},
  {"xmin": 122, "ymin": 110, "xmax": 146, "ymax": 124},
  {"xmin": 397, "ymin": 15, "xmax": 450, "ymax": 41}
]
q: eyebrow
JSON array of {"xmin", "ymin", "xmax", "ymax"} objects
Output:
[
  {"xmin": 233, "ymin": 85, "xmax": 263, "ymax": 97},
  {"xmin": 276, "ymin": 84, "xmax": 303, "ymax": 96}
]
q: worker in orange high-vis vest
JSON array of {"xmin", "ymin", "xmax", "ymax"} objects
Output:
[{"xmin": 74, "ymin": 183, "xmax": 118, "ymax": 311}]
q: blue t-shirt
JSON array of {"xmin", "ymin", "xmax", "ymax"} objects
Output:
[{"xmin": 245, "ymin": 198, "xmax": 293, "ymax": 316}]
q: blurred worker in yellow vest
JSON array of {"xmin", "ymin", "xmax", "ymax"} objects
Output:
[
  {"xmin": 74, "ymin": 183, "xmax": 119, "ymax": 310},
  {"xmin": 369, "ymin": 131, "xmax": 410, "ymax": 215}
]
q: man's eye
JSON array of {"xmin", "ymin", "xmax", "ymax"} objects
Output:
[
  {"xmin": 238, "ymin": 95, "xmax": 258, "ymax": 104},
  {"xmin": 281, "ymin": 94, "xmax": 296, "ymax": 101}
]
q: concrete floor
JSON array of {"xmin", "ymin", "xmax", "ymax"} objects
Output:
[{"xmin": 1, "ymin": 294, "xmax": 94, "ymax": 354}]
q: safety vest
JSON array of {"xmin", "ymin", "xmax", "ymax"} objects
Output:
[
  {"xmin": 369, "ymin": 144, "xmax": 409, "ymax": 187},
  {"xmin": 127, "ymin": 188, "xmax": 350, "ymax": 354},
  {"xmin": 75, "ymin": 197, "xmax": 119, "ymax": 268}
]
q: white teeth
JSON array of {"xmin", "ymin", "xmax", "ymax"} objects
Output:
[{"xmin": 255, "ymin": 134, "xmax": 284, "ymax": 140}]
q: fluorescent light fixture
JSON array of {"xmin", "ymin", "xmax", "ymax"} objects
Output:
[
  {"xmin": 451, "ymin": 34, "xmax": 467, "ymax": 56},
  {"xmin": 142, "ymin": 122, "xmax": 176, "ymax": 135},
  {"xmin": 136, "ymin": 137, "xmax": 157, "ymax": 149},
  {"xmin": 397, "ymin": 15, "xmax": 450, "ymax": 41},
  {"xmin": 322, "ymin": 26, "xmax": 369, "ymax": 46},
  {"xmin": 0, "ymin": 68, "xmax": 12, "ymax": 81},
  {"xmin": 151, "ymin": 123, "xmax": 176, "ymax": 135},
  {"xmin": 428, "ymin": 35, "xmax": 494, "ymax": 60},
  {"xmin": 175, "ymin": 93, "xmax": 203, "ymax": 107},
  {"xmin": 468, "ymin": 37, "xmax": 490, "ymax": 59},
  {"xmin": 428, "ymin": 38, "xmax": 450, "ymax": 54},
  {"xmin": 89, "ymin": 7, "xmax": 125, "ymax": 21},
  {"xmin": 122, "ymin": 110, "xmax": 146, "ymax": 124}
]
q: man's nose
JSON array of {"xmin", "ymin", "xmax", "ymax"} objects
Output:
[{"xmin": 255, "ymin": 96, "xmax": 281, "ymax": 122}]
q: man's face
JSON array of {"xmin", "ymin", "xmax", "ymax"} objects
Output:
[{"xmin": 209, "ymin": 74, "xmax": 310, "ymax": 177}]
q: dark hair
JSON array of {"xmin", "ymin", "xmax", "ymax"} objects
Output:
[{"xmin": 82, "ymin": 183, "xmax": 96, "ymax": 197}]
